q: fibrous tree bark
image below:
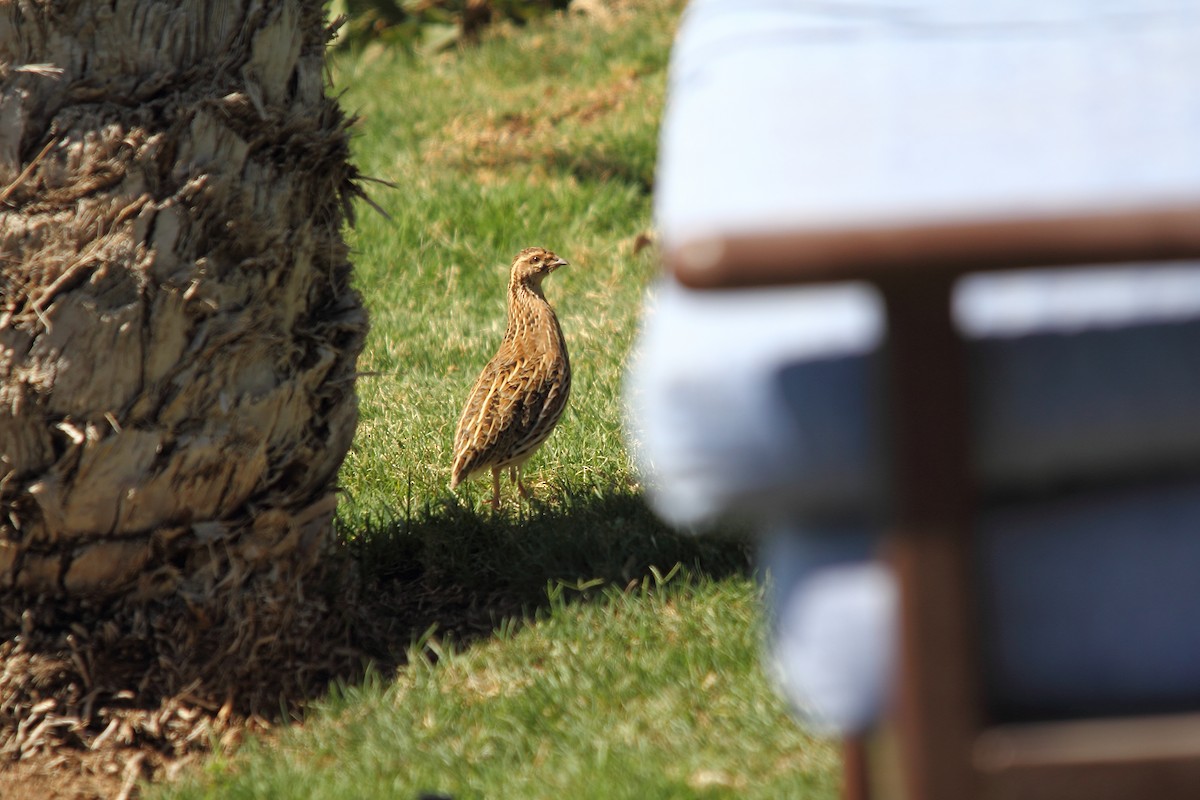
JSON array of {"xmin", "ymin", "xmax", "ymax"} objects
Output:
[{"xmin": 0, "ymin": 0, "xmax": 368, "ymax": 776}]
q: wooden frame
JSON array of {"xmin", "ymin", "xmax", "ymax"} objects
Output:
[
  {"xmin": 666, "ymin": 204, "xmax": 1200, "ymax": 290},
  {"xmin": 668, "ymin": 201, "xmax": 1200, "ymax": 800}
]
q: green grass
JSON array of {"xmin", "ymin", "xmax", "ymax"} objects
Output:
[
  {"xmin": 150, "ymin": 4, "xmax": 842, "ymax": 798},
  {"xmin": 159, "ymin": 574, "xmax": 839, "ymax": 799},
  {"xmin": 335, "ymin": 3, "xmax": 674, "ymax": 516}
]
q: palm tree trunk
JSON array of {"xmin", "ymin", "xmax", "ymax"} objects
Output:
[{"xmin": 1, "ymin": 0, "xmax": 368, "ymax": 769}]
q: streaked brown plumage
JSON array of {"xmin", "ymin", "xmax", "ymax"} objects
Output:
[{"xmin": 451, "ymin": 247, "xmax": 571, "ymax": 509}]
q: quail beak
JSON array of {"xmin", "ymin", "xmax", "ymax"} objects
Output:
[{"xmin": 550, "ymin": 256, "xmax": 569, "ymax": 270}]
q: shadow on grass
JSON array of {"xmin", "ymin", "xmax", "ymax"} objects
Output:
[
  {"xmin": 547, "ymin": 144, "xmax": 656, "ymax": 195},
  {"xmin": 336, "ymin": 483, "xmax": 752, "ymax": 670},
  {"xmin": 0, "ymin": 486, "xmax": 750, "ymax": 799},
  {"xmin": 446, "ymin": 138, "xmax": 656, "ymax": 196}
]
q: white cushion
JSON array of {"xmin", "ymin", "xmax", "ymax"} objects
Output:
[
  {"xmin": 627, "ymin": 267, "xmax": 1200, "ymax": 527},
  {"xmin": 631, "ymin": 0, "xmax": 1200, "ymax": 734},
  {"xmin": 656, "ymin": 0, "xmax": 1200, "ymax": 247},
  {"xmin": 761, "ymin": 479, "xmax": 1200, "ymax": 733}
]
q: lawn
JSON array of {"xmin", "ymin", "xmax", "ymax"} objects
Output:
[{"xmin": 151, "ymin": 3, "xmax": 842, "ymax": 797}]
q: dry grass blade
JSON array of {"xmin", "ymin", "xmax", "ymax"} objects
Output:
[{"xmin": 0, "ymin": 136, "xmax": 58, "ymax": 206}]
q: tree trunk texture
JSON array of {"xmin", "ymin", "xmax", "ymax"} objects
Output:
[{"xmin": 0, "ymin": 0, "xmax": 367, "ymax": 771}]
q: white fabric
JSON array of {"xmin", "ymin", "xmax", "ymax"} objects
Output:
[
  {"xmin": 978, "ymin": 480, "xmax": 1200, "ymax": 718},
  {"xmin": 761, "ymin": 480, "xmax": 1200, "ymax": 733},
  {"xmin": 770, "ymin": 563, "xmax": 897, "ymax": 735},
  {"xmin": 761, "ymin": 528, "xmax": 896, "ymax": 734},
  {"xmin": 954, "ymin": 265, "xmax": 1200, "ymax": 336},
  {"xmin": 635, "ymin": 0, "xmax": 1200, "ymax": 735},
  {"xmin": 626, "ymin": 267, "xmax": 1200, "ymax": 528},
  {"xmin": 657, "ymin": 0, "xmax": 1200, "ymax": 247},
  {"xmin": 625, "ymin": 281, "xmax": 882, "ymax": 526}
]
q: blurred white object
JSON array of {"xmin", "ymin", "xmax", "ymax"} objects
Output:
[
  {"xmin": 631, "ymin": 0, "xmax": 1200, "ymax": 735},
  {"xmin": 657, "ymin": 0, "xmax": 1200, "ymax": 247},
  {"xmin": 627, "ymin": 267, "xmax": 1200, "ymax": 529},
  {"xmin": 760, "ymin": 527, "xmax": 896, "ymax": 734},
  {"xmin": 625, "ymin": 280, "xmax": 882, "ymax": 528},
  {"xmin": 626, "ymin": 270, "xmax": 1200, "ymax": 732}
]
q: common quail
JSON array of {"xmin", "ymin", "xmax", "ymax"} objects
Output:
[{"xmin": 451, "ymin": 247, "xmax": 571, "ymax": 509}]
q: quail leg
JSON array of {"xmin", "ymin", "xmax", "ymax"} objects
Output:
[{"xmin": 512, "ymin": 466, "xmax": 532, "ymax": 500}]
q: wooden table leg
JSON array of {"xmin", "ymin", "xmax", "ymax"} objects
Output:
[
  {"xmin": 843, "ymin": 736, "xmax": 872, "ymax": 800},
  {"xmin": 880, "ymin": 276, "xmax": 982, "ymax": 800}
]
